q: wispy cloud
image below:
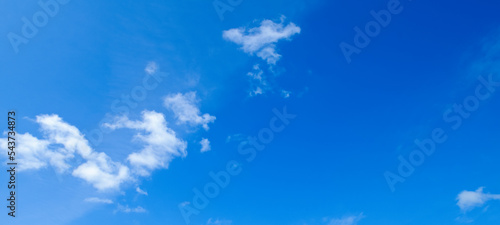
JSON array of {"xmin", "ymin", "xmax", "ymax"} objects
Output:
[
  {"xmin": 144, "ymin": 61, "xmax": 159, "ymax": 75},
  {"xmin": 457, "ymin": 187, "xmax": 500, "ymax": 211},
  {"xmin": 136, "ymin": 187, "xmax": 148, "ymax": 196},
  {"xmin": 225, "ymin": 133, "xmax": 245, "ymax": 143},
  {"xmin": 164, "ymin": 92, "xmax": 216, "ymax": 130},
  {"xmin": 324, "ymin": 213, "xmax": 365, "ymax": 225},
  {"xmin": 114, "ymin": 204, "xmax": 147, "ymax": 213},
  {"xmin": 179, "ymin": 201, "xmax": 190, "ymax": 207},
  {"xmin": 223, "ymin": 16, "xmax": 301, "ymax": 65},
  {"xmin": 281, "ymin": 90, "xmax": 291, "ymax": 98},
  {"xmin": 84, "ymin": 197, "xmax": 113, "ymax": 204},
  {"xmin": 207, "ymin": 218, "xmax": 232, "ymax": 225}
]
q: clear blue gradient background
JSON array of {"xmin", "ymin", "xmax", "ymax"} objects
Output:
[{"xmin": 1, "ymin": 0, "xmax": 500, "ymax": 224}]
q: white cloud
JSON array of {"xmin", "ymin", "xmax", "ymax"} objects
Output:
[
  {"xmin": 104, "ymin": 110, "xmax": 187, "ymax": 176},
  {"xmin": 223, "ymin": 16, "xmax": 301, "ymax": 65},
  {"xmin": 136, "ymin": 187, "xmax": 148, "ymax": 196},
  {"xmin": 0, "ymin": 115, "xmax": 131, "ymax": 191},
  {"xmin": 84, "ymin": 197, "xmax": 113, "ymax": 204},
  {"xmin": 36, "ymin": 114, "xmax": 131, "ymax": 191},
  {"xmin": 0, "ymin": 109, "xmax": 201, "ymax": 192},
  {"xmin": 1, "ymin": 107, "xmax": 201, "ymax": 192},
  {"xmin": 224, "ymin": 17, "xmax": 300, "ymax": 97},
  {"xmin": 145, "ymin": 61, "xmax": 158, "ymax": 75},
  {"xmin": 325, "ymin": 213, "xmax": 365, "ymax": 225},
  {"xmin": 0, "ymin": 132, "xmax": 51, "ymax": 171},
  {"xmin": 36, "ymin": 114, "xmax": 92, "ymax": 169},
  {"xmin": 457, "ymin": 187, "xmax": 500, "ymax": 211},
  {"xmin": 0, "ymin": 97, "xmax": 214, "ymax": 192},
  {"xmin": 114, "ymin": 204, "xmax": 147, "ymax": 213},
  {"xmin": 200, "ymin": 138, "xmax": 211, "ymax": 153},
  {"xmin": 207, "ymin": 218, "xmax": 232, "ymax": 225},
  {"xmin": 248, "ymin": 64, "xmax": 264, "ymax": 81},
  {"xmin": 163, "ymin": 92, "xmax": 216, "ymax": 130},
  {"xmin": 72, "ymin": 160, "xmax": 130, "ymax": 191}
]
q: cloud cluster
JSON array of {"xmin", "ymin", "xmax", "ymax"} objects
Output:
[
  {"xmin": 223, "ymin": 16, "xmax": 301, "ymax": 65},
  {"xmin": 223, "ymin": 17, "xmax": 300, "ymax": 97},
  {"xmin": 0, "ymin": 92, "xmax": 215, "ymax": 192}
]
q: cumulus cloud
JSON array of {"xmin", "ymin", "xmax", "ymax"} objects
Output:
[
  {"xmin": 104, "ymin": 110, "xmax": 187, "ymax": 176},
  {"xmin": 163, "ymin": 92, "xmax": 216, "ymax": 130},
  {"xmin": 0, "ymin": 133, "xmax": 51, "ymax": 171},
  {"xmin": 223, "ymin": 16, "xmax": 301, "ymax": 65},
  {"xmin": 200, "ymin": 138, "xmax": 211, "ymax": 153},
  {"xmin": 84, "ymin": 197, "xmax": 113, "ymax": 204},
  {"xmin": 36, "ymin": 114, "xmax": 92, "ymax": 169},
  {"xmin": 324, "ymin": 213, "xmax": 365, "ymax": 225},
  {"xmin": 457, "ymin": 187, "xmax": 500, "ymax": 211},
  {"xmin": 72, "ymin": 160, "xmax": 130, "ymax": 191}
]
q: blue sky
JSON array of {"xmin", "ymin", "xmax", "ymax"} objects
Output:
[{"xmin": 1, "ymin": 0, "xmax": 500, "ymax": 224}]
